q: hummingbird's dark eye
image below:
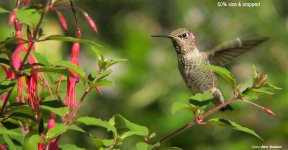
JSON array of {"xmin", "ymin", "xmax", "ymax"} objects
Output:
[{"xmin": 180, "ymin": 33, "xmax": 189, "ymax": 38}]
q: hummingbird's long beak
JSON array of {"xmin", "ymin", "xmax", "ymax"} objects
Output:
[{"xmin": 151, "ymin": 35, "xmax": 173, "ymax": 39}]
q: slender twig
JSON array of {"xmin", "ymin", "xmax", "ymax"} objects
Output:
[
  {"xmin": 159, "ymin": 96, "xmax": 237, "ymax": 143},
  {"xmin": 159, "ymin": 120, "xmax": 196, "ymax": 143},
  {"xmin": 199, "ymin": 98, "xmax": 234, "ymax": 120}
]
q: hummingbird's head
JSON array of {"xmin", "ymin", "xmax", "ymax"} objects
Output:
[{"xmin": 152, "ymin": 28, "xmax": 196, "ymax": 54}]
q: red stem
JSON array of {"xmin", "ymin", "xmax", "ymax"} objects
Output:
[
  {"xmin": 159, "ymin": 97, "xmax": 236, "ymax": 144},
  {"xmin": 159, "ymin": 120, "xmax": 196, "ymax": 143}
]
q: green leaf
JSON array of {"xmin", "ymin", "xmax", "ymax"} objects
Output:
[
  {"xmin": 0, "ymin": 58, "xmax": 10, "ymax": 66},
  {"xmin": 46, "ymin": 124, "xmax": 68, "ymax": 140},
  {"xmin": 252, "ymin": 89, "xmax": 274, "ymax": 95},
  {"xmin": 208, "ymin": 118, "xmax": 263, "ymax": 140},
  {"xmin": 30, "ymin": 51, "xmax": 54, "ymax": 88},
  {"xmin": 0, "ymin": 37, "xmax": 23, "ymax": 50},
  {"xmin": 189, "ymin": 92, "xmax": 213, "ymax": 101},
  {"xmin": 40, "ymin": 100, "xmax": 68, "ymax": 117},
  {"xmin": 0, "ymin": 127, "xmax": 21, "ymax": 136},
  {"xmin": 112, "ymin": 114, "xmax": 149, "ymax": 137},
  {"xmin": 9, "ymin": 112, "xmax": 37, "ymax": 123},
  {"xmin": 189, "ymin": 99, "xmax": 211, "ymax": 107},
  {"xmin": 242, "ymin": 88, "xmax": 258, "ymax": 99},
  {"xmin": 16, "ymin": 8, "xmax": 41, "ymax": 27},
  {"xmin": 6, "ymin": 103, "xmax": 35, "ymax": 120},
  {"xmin": 76, "ymin": 117, "xmax": 117, "ymax": 135},
  {"xmin": 30, "ymin": 67, "xmax": 74, "ymax": 77},
  {"xmin": 44, "ymin": 35, "xmax": 102, "ymax": 48},
  {"xmin": 31, "ymin": 51, "xmax": 50, "ymax": 67},
  {"xmin": 89, "ymin": 79, "xmax": 113, "ymax": 87},
  {"xmin": 59, "ymin": 144, "xmax": 85, "ymax": 150},
  {"xmin": 171, "ymin": 102, "xmax": 191, "ymax": 114},
  {"xmin": 3, "ymin": 134, "xmax": 20, "ymax": 150},
  {"xmin": 54, "ymin": 61, "xmax": 87, "ymax": 82},
  {"xmin": 104, "ymin": 58, "xmax": 127, "ymax": 69},
  {"xmin": 92, "ymin": 138, "xmax": 114, "ymax": 148},
  {"xmin": 203, "ymin": 65, "xmax": 237, "ymax": 88},
  {"xmin": 136, "ymin": 142, "xmax": 149, "ymax": 150},
  {"xmin": 0, "ymin": 80, "xmax": 16, "ymax": 96},
  {"xmin": 88, "ymin": 69, "xmax": 112, "ymax": 81},
  {"xmin": 189, "ymin": 93, "xmax": 212, "ymax": 111},
  {"xmin": 263, "ymin": 83, "xmax": 282, "ymax": 90},
  {"xmin": 67, "ymin": 125, "xmax": 86, "ymax": 133},
  {"xmin": 91, "ymin": 46, "xmax": 103, "ymax": 61},
  {"xmin": 23, "ymin": 134, "xmax": 42, "ymax": 150},
  {"xmin": 159, "ymin": 147, "xmax": 183, "ymax": 150},
  {"xmin": 0, "ymin": 7, "xmax": 9, "ymax": 13}
]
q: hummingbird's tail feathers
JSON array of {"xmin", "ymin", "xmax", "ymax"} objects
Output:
[{"xmin": 220, "ymin": 104, "xmax": 233, "ymax": 111}]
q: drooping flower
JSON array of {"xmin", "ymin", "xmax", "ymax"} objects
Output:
[
  {"xmin": 10, "ymin": 20, "xmax": 26, "ymax": 103},
  {"xmin": 25, "ymin": 28, "xmax": 40, "ymax": 110},
  {"xmin": 63, "ymin": 42, "xmax": 80, "ymax": 109}
]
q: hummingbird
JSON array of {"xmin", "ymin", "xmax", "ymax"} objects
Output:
[{"xmin": 152, "ymin": 28, "xmax": 268, "ymax": 111}]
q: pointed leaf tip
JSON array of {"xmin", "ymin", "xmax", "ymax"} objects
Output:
[{"xmin": 209, "ymin": 118, "xmax": 263, "ymax": 140}]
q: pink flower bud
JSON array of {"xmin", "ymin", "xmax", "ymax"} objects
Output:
[
  {"xmin": 48, "ymin": 113, "xmax": 56, "ymax": 130},
  {"xmin": 83, "ymin": 12, "xmax": 98, "ymax": 32},
  {"xmin": 9, "ymin": 10, "xmax": 16, "ymax": 26},
  {"xmin": 263, "ymin": 107, "xmax": 276, "ymax": 117},
  {"xmin": 56, "ymin": 11, "xmax": 68, "ymax": 30}
]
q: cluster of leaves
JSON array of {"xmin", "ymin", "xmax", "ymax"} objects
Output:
[
  {"xmin": 171, "ymin": 65, "xmax": 280, "ymax": 142},
  {"xmin": 0, "ymin": 2, "xmax": 154, "ymax": 150}
]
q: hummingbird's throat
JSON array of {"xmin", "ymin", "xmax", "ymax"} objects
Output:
[{"xmin": 188, "ymin": 32, "xmax": 196, "ymax": 44}]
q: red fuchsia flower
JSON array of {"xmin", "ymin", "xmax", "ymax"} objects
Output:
[
  {"xmin": 63, "ymin": 42, "xmax": 80, "ymax": 118},
  {"xmin": 56, "ymin": 11, "xmax": 68, "ymax": 30},
  {"xmin": 47, "ymin": 113, "xmax": 59, "ymax": 150},
  {"xmin": 25, "ymin": 28, "xmax": 41, "ymax": 111},
  {"xmin": 83, "ymin": 12, "xmax": 98, "ymax": 32},
  {"xmin": 10, "ymin": 21, "xmax": 26, "ymax": 103}
]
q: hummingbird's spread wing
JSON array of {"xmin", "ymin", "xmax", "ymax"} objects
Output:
[{"xmin": 206, "ymin": 37, "xmax": 268, "ymax": 66}]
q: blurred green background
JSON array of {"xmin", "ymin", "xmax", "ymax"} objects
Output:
[{"xmin": 1, "ymin": 0, "xmax": 288, "ymax": 149}]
